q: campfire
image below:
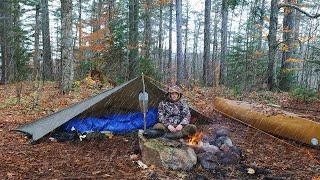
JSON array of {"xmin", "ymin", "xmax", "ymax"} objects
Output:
[
  {"xmin": 138, "ymin": 128, "xmax": 243, "ymax": 172},
  {"xmin": 186, "ymin": 131, "xmax": 227, "ymax": 155},
  {"xmin": 187, "ymin": 132, "xmax": 204, "ymax": 146}
]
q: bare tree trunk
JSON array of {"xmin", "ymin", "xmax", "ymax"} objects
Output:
[
  {"xmin": 90, "ymin": 0, "xmax": 96, "ymax": 34},
  {"xmin": 56, "ymin": 15, "xmax": 62, "ymax": 83},
  {"xmin": 13, "ymin": 2, "xmax": 20, "ymax": 80},
  {"xmin": 61, "ymin": 0, "xmax": 74, "ymax": 93},
  {"xmin": 0, "ymin": 43, "xmax": 5, "ymax": 84},
  {"xmin": 8, "ymin": 2, "xmax": 15, "ymax": 83},
  {"xmin": 41, "ymin": 0, "xmax": 53, "ymax": 80},
  {"xmin": 0, "ymin": 1, "xmax": 8, "ymax": 84},
  {"xmin": 13, "ymin": 1, "xmax": 23, "ymax": 102},
  {"xmin": 0, "ymin": 3, "xmax": 3, "ymax": 83},
  {"xmin": 159, "ymin": 3, "xmax": 163, "ymax": 77},
  {"xmin": 176, "ymin": 0, "xmax": 184, "ymax": 85},
  {"xmin": 93, "ymin": 0, "xmax": 102, "ymax": 32},
  {"xmin": 258, "ymin": 0, "xmax": 266, "ymax": 50},
  {"xmin": 203, "ymin": 0, "xmax": 211, "ymax": 86},
  {"xmin": 227, "ymin": 11, "xmax": 234, "ymax": 49},
  {"xmin": 192, "ymin": 18, "xmax": 201, "ymax": 83},
  {"xmin": 244, "ymin": 5, "xmax": 251, "ymax": 92},
  {"xmin": 128, "ymin": 0, "xmax": 139, "ymax": 79},
  {"xmin": 212, "ymin": 3, "xmax": 219, "ymax": 87},
  {"xmin": 143, "ymin": 0, "xmax": 151, "ymax": 59},
  {"xmin": 183, "ymin": 0, "xmax": 189, "ymax": 84},
  {"xmin": 108, "ymin": 0, "xmax": 115, "ymax": 22},
  {"xmin": 167, "ymin": 0, "xmax": 173, "ymax": 82},
  {"xmin": 92, "ymin": 0, "xmax": 102, "ymax": 60},
  {"xmin": 220, "ymin": 0, "xmax": 228, "ymax": 85},
  {"xmin": 279, "ymin": 0, "xmax": 295, "ymax": 91},
  {"xmin": 34, "ymin": 4, "xmax": 41, "ymax": 81},
  {"xmin": 78, "ymin": 0, "xmax": 82, "ymax": 49},
  {"xmin": 302, "ymin": 26, "xmax": 312, "ymax": 86},
  {"xmin": 267, "ymin": 0, "xmax": 279, "ymax": 90},
  {"xmin": 32, "ymin": 3, "xmax": 41, "ymax": 107},
  {"xmin": 10, "ymin": 2, "xmax": 22, "ymax": 102},
  {"xmin": 0, "ymin": 1, "xmax": 13, "ymax": 84},
  {"xmin": 276, "ymin": 1, "xmax": 320, "ymax": 89},
  {"xmin": 293, "ymin": 0, "xmax": 301, "ymax": 55},
  {"xmin": 293, "ymin": 0, "xmax": 302, "ymax": 83}
]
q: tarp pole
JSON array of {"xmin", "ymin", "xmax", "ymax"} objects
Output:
[{"xmin": 142, "ymin": 73, "xmax": 147, "ymax": 130}]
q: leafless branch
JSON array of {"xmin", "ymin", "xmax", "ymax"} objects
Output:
[{"xmin": 278, "ymin": 3, "xmax": 320, "ymax": 18}]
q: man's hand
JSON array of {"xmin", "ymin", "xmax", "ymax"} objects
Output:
[
  {"xmin": 168, "ymin": 125, "xmax": 176, "ymax": 132},
  {"xmin": 176, "ymin": 124, "xmax": 183, "ymax": 131}
]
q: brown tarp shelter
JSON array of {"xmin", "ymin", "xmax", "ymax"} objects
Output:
[{"xmin": 14, "ymin": 76, "xmax": 209, "ymax": 143}]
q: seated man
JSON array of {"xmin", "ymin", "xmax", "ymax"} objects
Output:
[{"xmin": 153, "ymin": 85, "xmax": 197, "ymax": 139}]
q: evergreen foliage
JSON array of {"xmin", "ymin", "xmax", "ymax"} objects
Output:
[{"xmin": 290, "ymin": 86, "xmax": 319, "ymax": 102}]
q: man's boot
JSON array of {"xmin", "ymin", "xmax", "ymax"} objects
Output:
[
  {"xmin": 143, "ymin": 123, "xmax": 167, "ymax": 139},
  {"xmin": 163, "ymin": 131, "xmax": 184, "ymax": 140},
  {"xmin": 163, "ymin": 124, "xmax": 197, "ymax": 139},
  {"xmin": 143, "ymin": 129, "xmax": 165, "ymax": 138},
  {"xmin": 182, "ymin": 124, "xmax": 197, "ymax": 137}
]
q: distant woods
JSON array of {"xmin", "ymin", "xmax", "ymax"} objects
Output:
[{"xmin": 0, "ymin": 0, "xmax": 320, "ymax": 94}]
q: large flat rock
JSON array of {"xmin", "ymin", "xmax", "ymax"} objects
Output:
[{"xmin": 138, "ymin": 130, "xmax": 197, "ymax": 171}]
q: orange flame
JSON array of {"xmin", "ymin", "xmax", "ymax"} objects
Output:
[{"xmin": 187, "ymin": 132, "xmax": 203, "ymax": 145}]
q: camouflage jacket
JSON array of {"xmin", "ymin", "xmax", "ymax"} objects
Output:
[{"xmin": 158, "ymin": 99, "xmax": 191, "ymax": 127}]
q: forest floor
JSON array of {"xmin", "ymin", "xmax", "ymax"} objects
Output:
[{"xmin": 0, "ymin": 81, "xmax": 319, "ymax": 179}]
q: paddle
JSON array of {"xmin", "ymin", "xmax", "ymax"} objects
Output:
[{"xmin": 139, "ymin": 73, "xmax": 149, "ymax": 131}]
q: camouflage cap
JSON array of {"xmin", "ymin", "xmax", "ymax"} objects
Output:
[{"xmin": 167, "ymin": 85, "xmax": 182, "ymax": 94}]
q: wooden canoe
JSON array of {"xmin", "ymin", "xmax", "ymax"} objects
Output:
[{"xmin": 213, "ymin": 97, "xmax": 320, "ymax": 146}]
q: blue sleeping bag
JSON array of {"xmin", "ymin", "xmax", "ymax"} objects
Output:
[{"xmin": 61, "ymin": 108, "xmax": 158, "ymax": 134}]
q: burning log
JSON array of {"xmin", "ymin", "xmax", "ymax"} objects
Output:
[
  {"xmin": 186, "ymin": 132, "xmax": 221, "ymax": 154},
  {"xmin": 186, "ymin": 130, "xmax": 234, "ymax": 153},
  {"xmin": 186, "ymin": 128, "xmax": 245, "ymax": 170},
  {"xmin": 187, "ymin": 132, "xmax": 204, "ymax": 146}
]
